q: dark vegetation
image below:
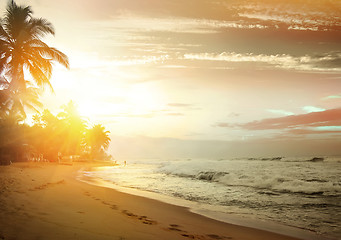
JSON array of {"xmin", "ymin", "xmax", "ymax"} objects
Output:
[{"xmin": 0, "ymin": 1, "xmax": 111, "ymax": 164}]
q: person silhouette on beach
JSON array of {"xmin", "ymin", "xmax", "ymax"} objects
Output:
[
  {"xmin": 58, "ymin": 152, "xmax": 62, "ymax": 163},
  {"xmin": 124, "ymin": 161, "xmax": 127, "ymax": 166}
]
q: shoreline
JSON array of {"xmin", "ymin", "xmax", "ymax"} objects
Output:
[
  {"xmin": 78, "ymin": 166, "xmax": 330, "ymax": 240},
  {"xmin": 0, "ymin": 162, "xmax": 331, "ymax": 240}
]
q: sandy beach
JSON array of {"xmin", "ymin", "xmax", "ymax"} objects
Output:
[{"xmin": 0, "ymin": 162, "xmax": 306, "ymax": 240}]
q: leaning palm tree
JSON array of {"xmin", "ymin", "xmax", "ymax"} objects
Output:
[{"xmin": 0, "ymin": 0, "xmax": 69, "ymax": 116}]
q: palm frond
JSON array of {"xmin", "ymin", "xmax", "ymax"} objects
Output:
[
  {"xmin": 0, "ymin": 25, "xmax": 10, "ymax": 42},
  {"xmin": 22, "ymin": 38, "xmax": 49, "ymax": 48},
  {"xmin": 33, "ymin": 47, "xmax": 69, "ymax": 69},
  {"xmin": 0, "ymin": 55, "xmax": 10, "ymax": 75},
  {"xmin": 25, "ymin": 60, "xmax": 51, "ymax": 89},
  {"xmin": 0, "ymin": 75, "xmax": 10, "ymax": 89},
  {"xmin": 24, "ymin": 51, "xmax": 53, "ymax": 79},
  {"xmin": 0, "ymin": 39, "xmax": 11, "ymax": 49},
  {"xmin": 28, "ymin": 17, "xmax": 55, "ymax": 39}
]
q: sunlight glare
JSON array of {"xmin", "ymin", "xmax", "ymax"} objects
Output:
[
  {"xmin": 126, "ymin": 84, "xmax": 164, "ymax": 115},
  {"xmin": 78, "ymin": 84, "xmax": 165, "ymax": 119}
]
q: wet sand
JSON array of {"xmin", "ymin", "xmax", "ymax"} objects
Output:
[{"xmin": 0, "ymin": 162, "xmax": 304, "ymax": 240}]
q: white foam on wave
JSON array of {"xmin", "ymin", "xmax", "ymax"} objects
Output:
[{"xmin": 157, "ymin": 158, "xmax": 341, "ymax": 196}]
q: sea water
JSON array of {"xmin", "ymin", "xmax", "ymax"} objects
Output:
[{"xmin": 80, "ymin": 157, "xmax": 341, "ymax": 239}]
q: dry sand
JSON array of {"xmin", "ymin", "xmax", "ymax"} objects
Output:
[{"xmin": 0, "ymin": 162, "xmax": 304, "ymax": 240}]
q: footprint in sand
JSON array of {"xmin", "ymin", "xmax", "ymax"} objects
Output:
[
  {"xmin": 168, "ymin": 224, "xmax": 186, "ymax": 233},
  {"xmin": 83, "ymin": 191, "xmax": 91, "ymax": 196},
  {"xmin": 181, "ymin": 233, "xmax": 196, "ymax": 239},
  {"xmin": 206, "ymin": 234, "xmax": 232, "ymax": 240},
  {"xmin": 31, "ymin": 180, "xmax": 65, "ymax": 191},
  {"xmin": 167, "ymin": 224, "xmax": 232, "ymax": 240},
  {"xmin": 122, "ymin": 210, "xmax": 137, "ymax": 217},
  {"xmin": 83, "ymin": 192, "xmax": 118, "ymax": 211},
  {"xmin": 121, "ymin": 210, "xmax": 157, "ymax": 225},
  {"xmin": 101, "ymin": 200, "xmax": 118, "ymax": 210}
]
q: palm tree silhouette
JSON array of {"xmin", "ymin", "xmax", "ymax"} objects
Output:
[
  {"xmin": 0, "ymin": 1, "xmax": 69, "ymax": 118},
  {"xmin": 86, "ymin": 124, "xmax": 111, "ymax": 160}
]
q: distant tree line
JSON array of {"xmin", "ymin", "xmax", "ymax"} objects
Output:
[
  {"xmin": 1, "ymin": 100, "xmax": 112, "ymax": 163},
  {"xmin": 29, "ymin": 100, "xmax": 112, "ymax": 161}
]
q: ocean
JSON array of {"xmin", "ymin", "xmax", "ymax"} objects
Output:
[{"xmin": 79, "ymin": 156, "xmax": 341, "ymax": 240}]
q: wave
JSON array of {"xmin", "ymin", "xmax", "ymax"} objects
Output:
[
  {"xmin": 196, "ymin": 171, "xmax": 228, "ymax": 181},
  {"xmin": 158, "ymin": 160, "xmax": 341, "ymax": 196},
  {"xmin": 215, "ymin": 173, "xmax": 339, "ymax": 196},
  {"xmin": 301, "ymin": 203, "xmax": 340, "ymax": 209},
  {"xmin": 308, "ymin": 157, "xmax": 324, "ymax": 162},
  {"xmin": 248, "ymin": 157, "xmax": 283, "ymax": 161},
  {"xmin": 247, "ymin": 156, "xmax": 329, "ymax": 163}
]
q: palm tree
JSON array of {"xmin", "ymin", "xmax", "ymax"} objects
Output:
[
  {"xmin": 86, "ymin": 124, "xmax": 111, "ymax": 160},
  {"xmin": 31, "ymin": 109, "xmax": 65, "ymax": 161},
  {"xmin": 58, "ymin": 101, "xmax": 87, "ymax": 156},
  {"xmin": 0, "ymin": 0, "xmax": 69, "ymax": 117},
  {"xmin": 0, "ymin": 1, "xmax": 69, "ymax": 163}
]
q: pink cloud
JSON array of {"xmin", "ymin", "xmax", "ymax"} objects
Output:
[
  {"xmin": 239, "ymin": 108, "xmax": 341, "ymax": 130},
  {"xmin": 286, "ymin": 129, "xmax": 341, "ymax": 135},
  {"xmin": 213, "ymin": 122, "xmax": 233, "ymax": 128}
]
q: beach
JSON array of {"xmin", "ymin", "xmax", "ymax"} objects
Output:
[
  {"xmin": 0, "ymin": 0, "xmax": 340, "ymax": 239},
  {"xmin": 0, "ymin": 162, "xmax": 309, "ymax": 240}
]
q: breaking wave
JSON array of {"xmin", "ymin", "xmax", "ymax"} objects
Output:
[{"xmin": 158, "ymin": 158, "xmax": 341, "ymax": 196}]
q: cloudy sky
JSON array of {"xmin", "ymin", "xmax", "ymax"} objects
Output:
[{"xmin": 5, "ymin": 0, "xmax": 341, "ymax": 158}]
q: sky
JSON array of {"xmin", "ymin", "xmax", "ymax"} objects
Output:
[{"xmin": 3, "ymin": 0, "xmax": 341, "ymax": 158}]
